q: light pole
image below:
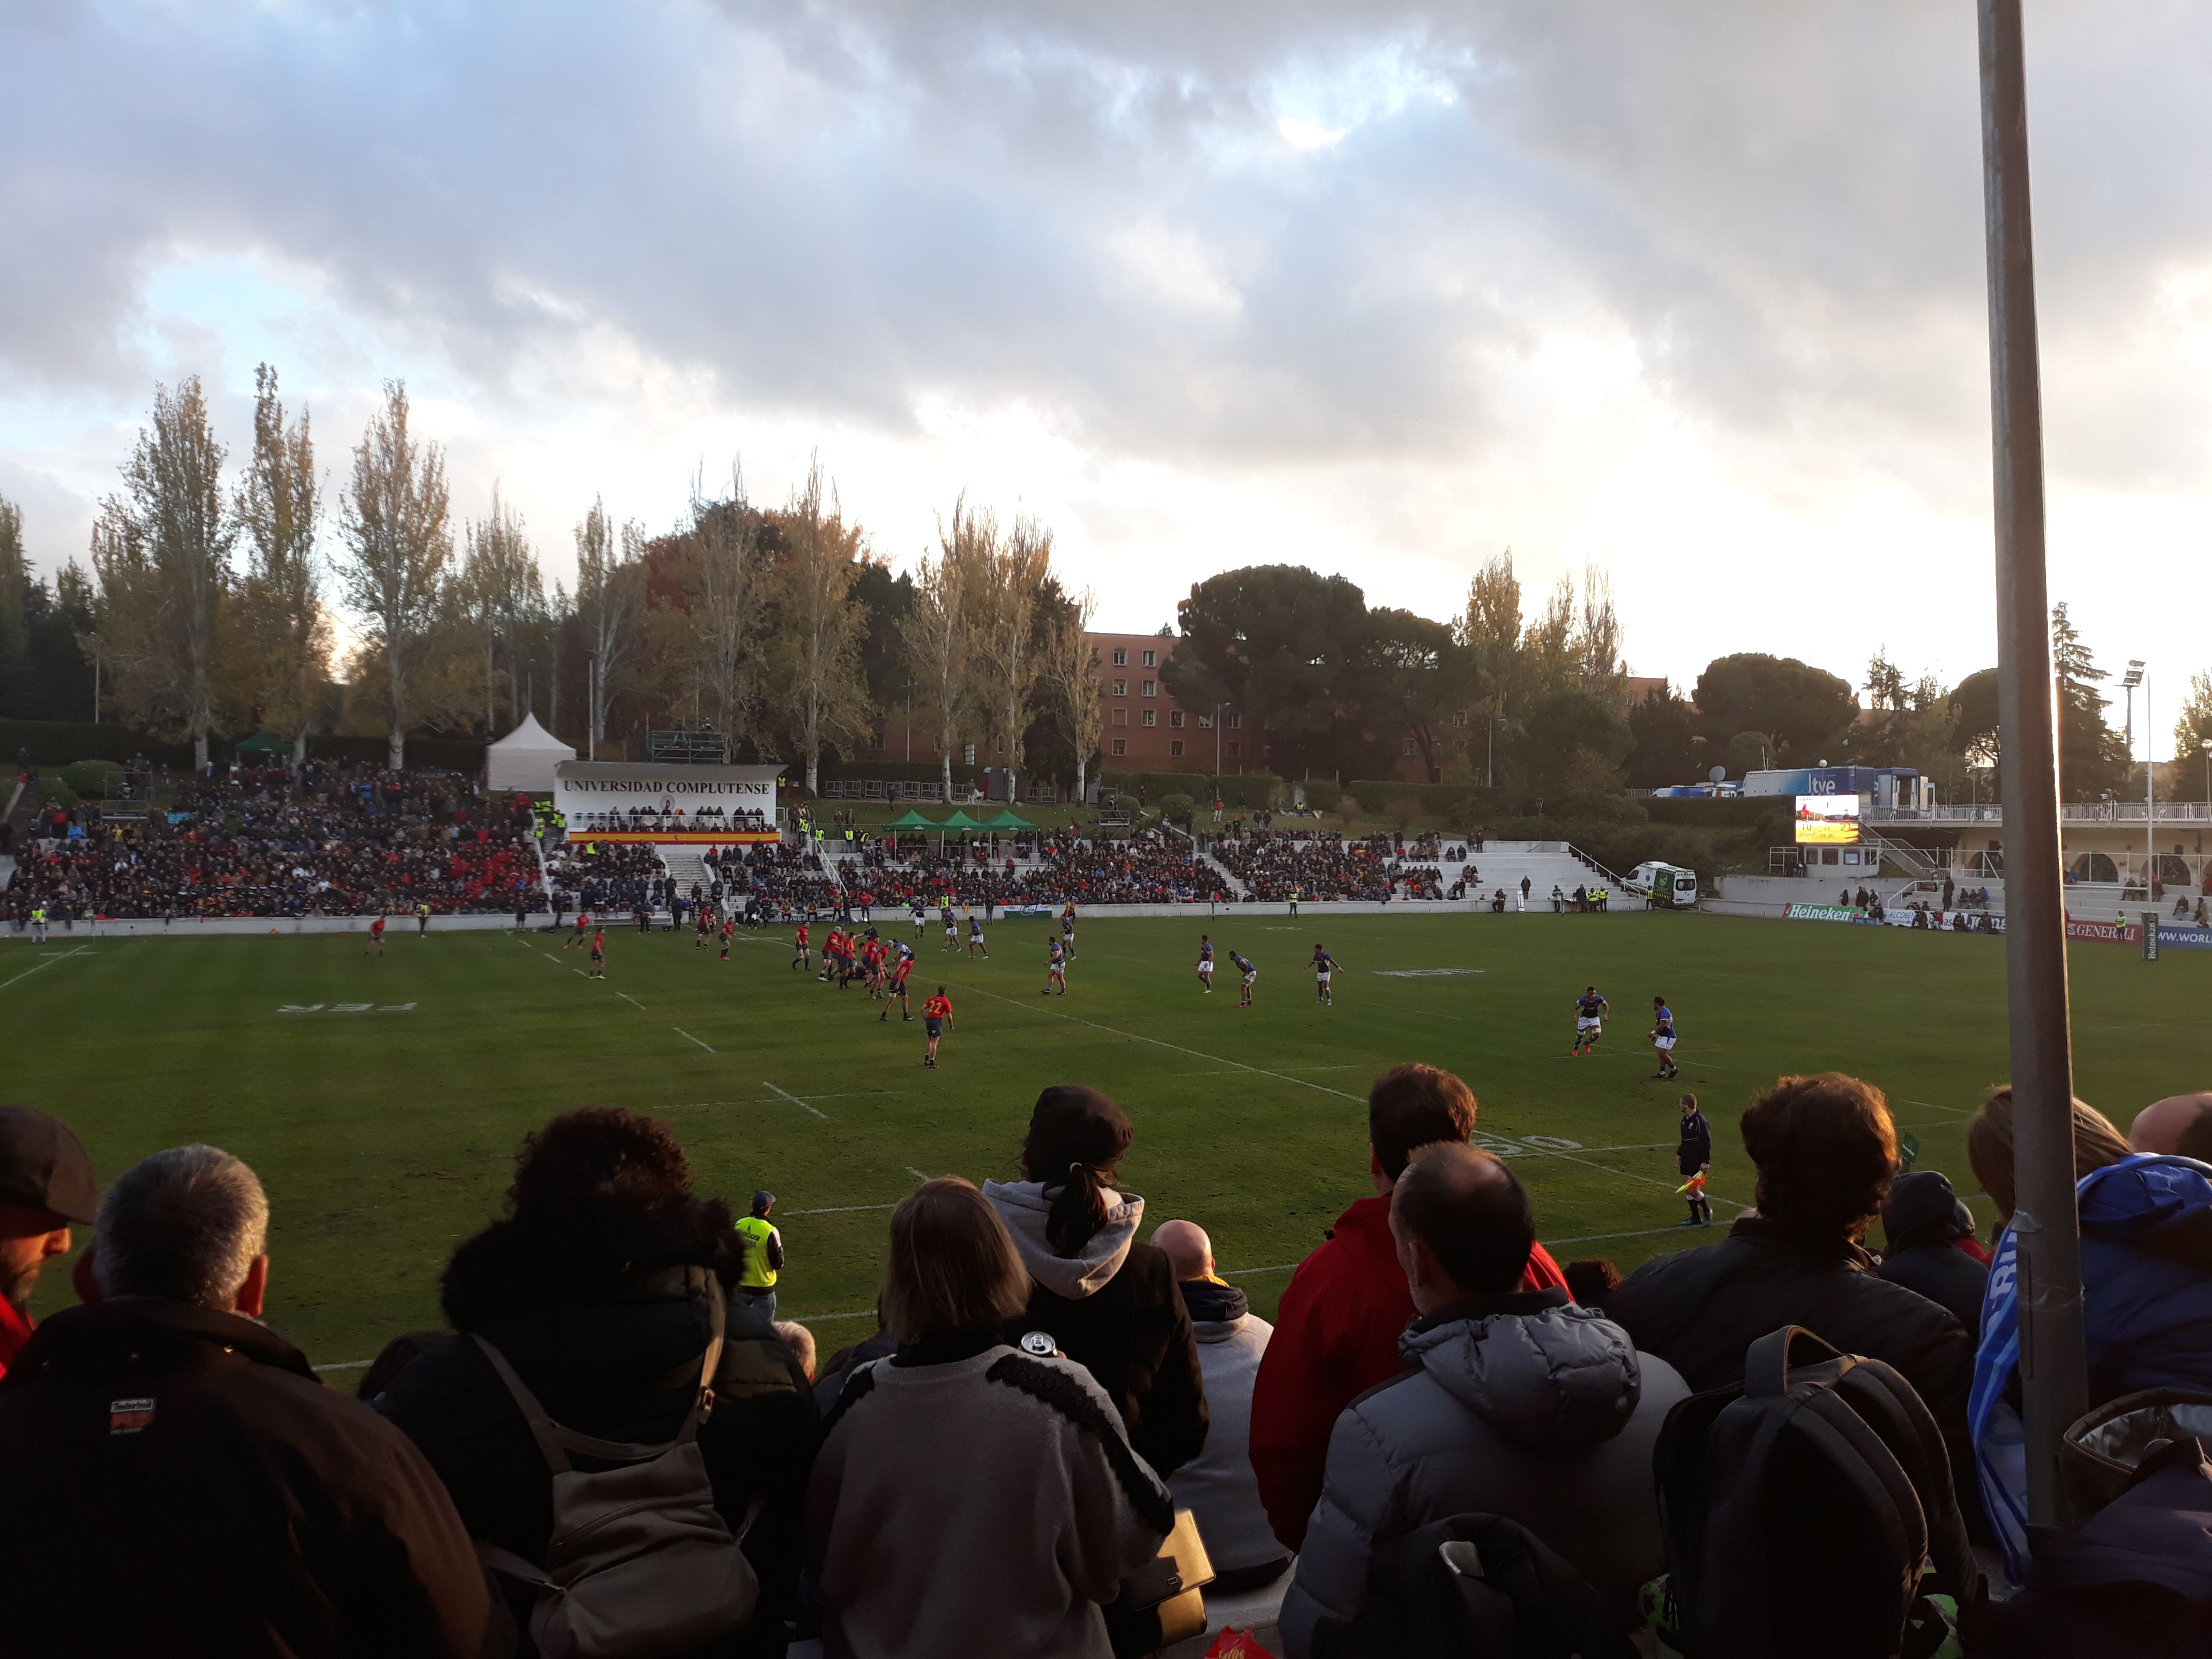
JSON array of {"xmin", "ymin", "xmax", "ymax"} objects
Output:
[
  {"xmin": 2122, "ymin": 659, "xmax": 2144, "ymax": 756},
  {"xmin": 2202, "ymin": 739, "xmax": 2211, "ymax": 807},
  {"xmin": 2146, "ymin": 668, "xmax": 2155, "ymax": 892},
  {"xmin": 1978, "ymin": 0, "xmax": 2086, "ymax": 1525}
]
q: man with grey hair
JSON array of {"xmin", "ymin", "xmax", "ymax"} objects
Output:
[{"xmin": 0, "ymin": 1145, "xmax": 504, "ymax": 1657}]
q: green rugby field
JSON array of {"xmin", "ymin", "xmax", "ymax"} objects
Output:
[{"xmin": 6, "ymin": 910, "xmax": 2207, "ymax": 1371}]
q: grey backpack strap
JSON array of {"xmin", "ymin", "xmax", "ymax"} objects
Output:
[
  {"xmin": 676, "ymin": 1281, "xmax": 728, "ymax": 1447},
  {"xmin": 473, "ymin": 1334, "xmax": 574, "ymax": 1475}
]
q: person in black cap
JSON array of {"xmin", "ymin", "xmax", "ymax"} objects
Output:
[
  {"xmin": 0, "ymin": 1105, "xmax": 99, "ymax": 1382},
  {"xmin": 980, "ymin": 1086, "xmax": 1209, "ymax": 1481}
]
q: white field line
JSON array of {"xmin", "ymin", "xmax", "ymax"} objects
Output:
[
  {"xmin": 1901, "ymin": 1097, "xmax": 1973, "ymax": 1118},
  {"xmin": 617, "ymin": 992, "xmax": 647, "ymax": 1010},
  {"xmin": 785, "ymin": 1202, "xmax": 899, "ymax": 1216},
  {"xmin": 764, "ymin": 1081, "xmax": 829, "ymax": 1120},
  {"xmin": 948, "ymin": 978, "xmax": 1368, "ymax": 1104},
  {"xmin": 905, "ymin": 1167, "xmax": 929, "ymax": 1180},
  {"xmin": 675, "ymin": 1027, "xmax": 715, "ymax": 1052},
  {"xmin": 1545, "ymin": 1223, "xmax": 1727, "ymax": 1247},
  {"xmin": 0, "ymin": 944, "xmax": 90, "ymax": 991},
  {"xmin": 951, "ymin": 975, "xmax": 1750, "ymax": 1207},
  {"xmin": 661, "ymin": 1092, "xmax": 903, "ymax": 1110}
]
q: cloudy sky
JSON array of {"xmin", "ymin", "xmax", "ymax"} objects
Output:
[{"xmin": 3, "ymin": 1, "xmax": 2209, "ymax": 749}]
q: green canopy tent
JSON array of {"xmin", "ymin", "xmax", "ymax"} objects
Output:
[
  {"xmin": 937, "ymin": 810, "xmax": 985, "ymax": 831},
  {"xmin": 235, "ymin": 733, "xmax": 294, "ymax": 757},
  {"xmin": 982, "ymin": 809, "xmax": 1036, "ymax": 831},
  {"xmin": 885, "ymin": 809, "xmax": 941, "ymax": 830}
]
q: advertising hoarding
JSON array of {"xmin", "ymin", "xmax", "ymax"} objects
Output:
[{"xmin": 553, "ymin": 760, "xmax": 782, "ymax": 842}]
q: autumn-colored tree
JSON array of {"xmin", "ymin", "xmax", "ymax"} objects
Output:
[
  {"xmin": 576, "ymin": 496, "xmax": 646, "ymax": 754},
  {"xmin": 233, "ymin": 364, "xmax": 329, "ymax": 764},
  {"xmin": 903, "ymin": 497, "xmax": 988, "ymax": 800},
  {"xmin": 770, "ymin": 458, "xmax": 872, "ymax": 794},
  {"xmin": 91, "ymin": 376, "xmax": 235, "ymax": 769},
  {"xmin": 334, "ymin": 382, "xmax": 457, "ymax": 769}
]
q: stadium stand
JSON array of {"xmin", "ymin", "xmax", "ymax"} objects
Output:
[{"xmin": 3, "ymin": 761, "xmax": 548, "ymax": 923}]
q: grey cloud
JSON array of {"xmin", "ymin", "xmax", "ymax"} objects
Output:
[{"xmin": 3, "ymin": 0, "xmax": 2211, "ymax": 512}]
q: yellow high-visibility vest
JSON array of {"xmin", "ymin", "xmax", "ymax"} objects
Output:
[{"xmin": 734, "ymin": 1215, "xmax": 779, "ymax": 1288}]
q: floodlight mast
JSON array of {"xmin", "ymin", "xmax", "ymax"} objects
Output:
[{"xmin": 1978, "ymin": 0, "xmax": 2088, "ymax": 1525}]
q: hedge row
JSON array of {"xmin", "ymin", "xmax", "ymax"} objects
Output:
[
  {"xmin": 1341, "ymin": 780, "xmax": 1519, "ymax": 818},
  {"xmin": 1, "ymin": 719, "xmax": 195, "ymax": 769},
  {"xmin": 0, "ymin": 719, "xmax": 486, "ymax": 775},
  {"xmin": 1102, "ymin": 771, "xmax": 1284, "ymax": 810}
]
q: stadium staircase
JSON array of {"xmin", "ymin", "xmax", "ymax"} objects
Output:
[
  {"xmin": 1445, "ymin": 840, "xmax": 1648, "ymax": 910},
  {"xmin": 1197, "ymin": 848, "xmax": 1249, "ymax": 899},
  {"xmin": 655, "ymin": 844, "xmax": 716, "ymax": 902}
]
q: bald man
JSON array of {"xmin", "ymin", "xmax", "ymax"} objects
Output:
[
  {"xmin": 1280, "ymin": 1146, "xmax": 1687, "ymax": 1655},
  {"xmin": 2131, "ymin": 1093, "xmax": 2212, "ymax": 1160},
  {"xmin": 1149, "ymin": 1219, "xmax": 1288, "ymax": 1592}
]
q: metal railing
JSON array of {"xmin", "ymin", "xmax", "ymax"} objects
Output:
[{"xmin": 1864, "ymin": 801, "xmax": 2212, "ymax": 825}]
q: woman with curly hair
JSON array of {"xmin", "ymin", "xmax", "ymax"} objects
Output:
[{"xmin": 376, "ymin": 1108, "xmax": 816, "ymax": 1658}]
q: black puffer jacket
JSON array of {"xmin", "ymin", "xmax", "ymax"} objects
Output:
[
  {"xmin": 981, "ymin": 1180, "xmax": 1208, "ymax": 1478},
  {"xmin": 378, "ymin": 1195, "xmax": 816, "ymax": 1658}
]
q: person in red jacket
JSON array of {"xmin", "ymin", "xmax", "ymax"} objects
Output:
[
  {"xmin": 0, "ymin": 1106, "xmax": 100, "ymax": 1384},
  {"xmin": 1247, "ymin": 1063, "xmax": 1566, "ymax": 1552}
]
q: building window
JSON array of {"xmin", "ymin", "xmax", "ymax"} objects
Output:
[
  {"xmin": 995, "ymin": 737, "xmax": 1007, "ymax": 754},
  {"xmin": 1141, "ymin": 679, "xmax": 1156, "ymax": 697},
  {"xmin": 1111, "ymin": 708, "xmax": 1128, "ymax": 727},
  {"xmin": 1197, "ymin": 713, "xmax": 1213, "ymax": 730},
  {"xmin": 1141, "ymin": 648, "xmax": 1157, "ymax": 668},
  {"xmin": 1225, "ymin": 713, "xmax": 1242, "ymax": 730},
  {"xmin": 1450, "ymin": 711, "xmax": 1469, "ymax": 729},
  {"xmin": 1402, "ymin": 738, "xmax": 1416, "ymax": 757},
  {"xmin": 1112, "ymin": 648, "xmax": 1127, "ymax": 666},
  {"xmin": 1228, "ymin": 741, "xmax": 1241, "ymax": 759},
  {"xmin": 1142, "ymin": 709, "xmax": 1156, "ymax": 728},
  {"xmin": 962, "ymin": 744, "xmax": 976, "ymax": 764},
  {"xmin": 1111, "ymin": 737, "xmax": 1128, "ymax": 756},
  {"xmin": 1169, "ymin": 710, "xmax": 1185, "ymax": 729},
  {"xmin": 1169, "ymin": 739, "xmax": 1184, "ymax": 758},
  {"xmin": 1111, "ymin": 679, "xmax": 1127, "ymax": 698}
]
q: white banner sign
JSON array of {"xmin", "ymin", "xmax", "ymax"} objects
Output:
[{"xmin": 553, "ymin": 760, "xmax": 782, "ymax": 826}]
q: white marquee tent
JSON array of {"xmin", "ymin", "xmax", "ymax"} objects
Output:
[{"xmin": 484, "ymin": 713, "xmax": 577, "ymax": 793}]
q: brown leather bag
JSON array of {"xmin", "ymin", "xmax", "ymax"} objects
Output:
[{"xmin": 471, "ymin": 1277, "xmax": 759, "ymax": 1659}]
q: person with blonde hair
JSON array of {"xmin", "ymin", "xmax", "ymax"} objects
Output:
[
  {"xmin": 808, "ymin": 1177, "xmax": 1172, "ymax": 1659},
  {"xmin": 1963, "ymin": 1086, "xmax": 2132, "ymax": 1223},
  {"xmin": 1967, "ymin": 1083, "xmax": 2212, "ymax": 1579}
]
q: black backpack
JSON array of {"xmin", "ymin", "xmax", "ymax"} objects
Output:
[
  {"xmin": 1309, "ymin": 1512, "xmax": 1638, "ymax": 1659},
  {"xmin": 1653, "ymin": 1326, "xmax": 1977, "ymax": 1658}
]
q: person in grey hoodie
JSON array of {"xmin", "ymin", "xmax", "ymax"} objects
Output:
[
  {"xmin": 982, "ymin": 1086, "xmax": 1209, "ymax": 1478},
  {"xmin": 1280, "ymin": 1144, "xmax": 1689, "ymax": 1657},
  {"xmin": 1154, "ymin": 1217, "xmax": 1290, "ymax": 1591}
]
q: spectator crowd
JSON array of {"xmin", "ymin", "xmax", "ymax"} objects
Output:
[
  {"xmin": 4, "ymin": 1064, "xmax": 2210, "ymax": 1656},
  {"xmin": 7, "ymin": 762, "xmax": 547, "ymax": 926},
  {"xmin": 1205, "ymin": 830, "xmax": 1450, "ymax": 903}
]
